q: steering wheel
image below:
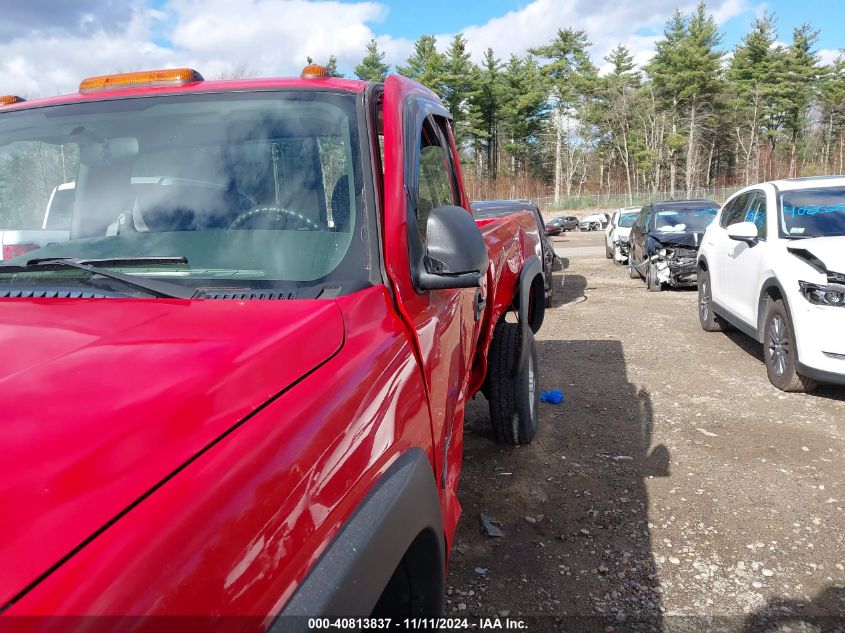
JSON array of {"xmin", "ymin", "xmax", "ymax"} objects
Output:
[{"xmin": 228, "ymin": 205, "xmax": 318, "ymax": 230}]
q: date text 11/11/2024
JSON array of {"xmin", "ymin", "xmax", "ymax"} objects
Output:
[{"xmin": 306, "ymin": 617, "xmax": 529, "ymax": 629}]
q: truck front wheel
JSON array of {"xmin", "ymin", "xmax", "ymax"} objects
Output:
[{"xmin": 487, "ymin": 320, "xmax": 540, "ymax": 445}]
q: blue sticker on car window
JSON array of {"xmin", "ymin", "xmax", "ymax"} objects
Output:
[{"xmin": 784, "ymin": 204, "xmax": 845, "ymax": 217}]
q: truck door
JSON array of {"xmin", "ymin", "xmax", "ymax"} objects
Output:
[{"xmin": 381, "ymin": 76, "xmax": 479, "ymax": 534}]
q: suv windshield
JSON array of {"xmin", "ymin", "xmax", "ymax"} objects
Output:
[
  {"xmin": 0, "ymin": 91, "xmax": 368, "ymax": 294},
  {"xmin": 618, "ymin": 212, "xmax": 638, "ymax": 228},
  {"xmin": 653, "ymin": 207, "xmax": 717, "ymax": 232},
  {"xmin": 779, "ymin": 187, "xmax": 845, "ymax": 238}
]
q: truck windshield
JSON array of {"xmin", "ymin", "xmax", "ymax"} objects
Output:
[
  {"xmin": 779, "ymin": 187, "xmax": 845, "ymax": 238},
  {"xmin": 0, "ymin": 91, "xmax": 368, "ymax": 294}
]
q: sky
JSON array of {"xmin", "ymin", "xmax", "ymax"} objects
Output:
[{"xmin": 0, "ymin": 0, "xmax": 842, "ymax": 98}]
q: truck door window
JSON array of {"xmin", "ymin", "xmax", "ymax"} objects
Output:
[{"xmin": 415, "ymin": 117, "xmax": 458, "ymax": 242}]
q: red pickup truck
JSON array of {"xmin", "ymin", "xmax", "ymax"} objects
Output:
[{"xmin": 0, "ymin": 66, "xmax": 546, "ymax": 623}]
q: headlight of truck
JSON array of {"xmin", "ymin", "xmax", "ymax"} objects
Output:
[
  {"xmin": 799, "ymin": 281, "xmax": 845, "ymax": 307},
  {"xmin": 658, "ymin": 248, "xmax": 667, "ymax": 257}
]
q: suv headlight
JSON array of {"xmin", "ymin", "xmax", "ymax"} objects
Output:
[{"xmin": 799, "ymin": 281, "xmax": 845, "ymax": 307}]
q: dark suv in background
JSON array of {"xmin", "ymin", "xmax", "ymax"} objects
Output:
[{"xmin": 628, "ymin": 199, "xmax": 719, "ymax": 292}]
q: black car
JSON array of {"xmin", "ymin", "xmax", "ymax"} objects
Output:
[
  {"xmin": 547, "ymin": 215, "xmax": 579, "ymax": 232},
  {"xmin": 472, "ymin": 200, "xmax": 560, "ymax": 306},
  {"xmin": 628, "ymin": 199, "xmax": 719, "ymax": 292}
]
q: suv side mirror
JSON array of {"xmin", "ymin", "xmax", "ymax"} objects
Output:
[
  {"xmin": 727, "ymin": 221, "xmax": 759, "ymax": 245},
  {"xmin": 417, "ymin": 205, "xmax": 488, "ymax": 290}
]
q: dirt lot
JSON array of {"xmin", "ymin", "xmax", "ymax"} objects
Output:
[{"xmin": 445, "ymin": 230, "xmax": 845, "ymax": 632}]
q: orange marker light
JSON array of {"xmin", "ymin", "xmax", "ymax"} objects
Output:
[
  {"xmin": 301, "ymin": 64, "xmax": 329, "ymax": 79},
  {"xmin": 0, "ymin": 95, "xmax": 25, "ymax": 105},
  {"xmin": 79, "ymin": 68, "xmax": 204, "ymax": 93}
]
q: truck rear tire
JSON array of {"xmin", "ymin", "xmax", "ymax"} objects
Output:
[{"xmin": 487, "ymin": 321, "xmax": 540, "ymax": 445}]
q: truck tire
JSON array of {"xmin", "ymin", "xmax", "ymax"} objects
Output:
[
  {"xmin": 628, "ymin": 256, "xmax": 640, "ymax": 279},
  {"xmin": 763, "ymin": 299, "xmax": 817, "ymax": 393},
  {"xmin": 487, "ymin": 321, "xmax": 540, "ymax": 445},
  {"xmin": 605, "ymin": 242, "xmax": 613, "ymax": 259}
]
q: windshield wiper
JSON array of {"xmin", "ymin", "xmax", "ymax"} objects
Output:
[
  {"xmin": 0, "ymin": 257, "xmax": 194, "ymax": 299},
  {"xmin": 27, "ymin": 256, "xmax": 189, "ymax": 267}
]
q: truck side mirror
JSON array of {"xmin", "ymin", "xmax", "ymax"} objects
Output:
[{"xmin": 417, "ymin": 205, "xmax": 488, "ymax": 290}]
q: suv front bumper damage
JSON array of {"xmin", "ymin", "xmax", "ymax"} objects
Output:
[{"xmin": 650, "ymin": 246, "xmax": 698, "ymax": 287}]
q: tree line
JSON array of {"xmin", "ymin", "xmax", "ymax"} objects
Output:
[{"xmin": 340, "ymin": 3, "xmax": 845, "ymax": 205}]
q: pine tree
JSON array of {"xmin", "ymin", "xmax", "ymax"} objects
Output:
[
  {"xmin": 819, "ymin": 53, "xmax": 845, "ymax": 172},
  {"xmin": 647, "ymin": 3, "xmax": 723, "ymax": 196},
  {"xmin": 596, "ymin": 44, "xmax": 642, "ymax": 202},
  {"xmin": 782, "ymin": 24, "xmax": 821, "ymax": 176},
  {"xmin": 466, "ymin": 49, "xmax": 503, "ymax": 179},
  {"xmin": 499, "ymin": 55, "xmax": 549, "ymax": 191},
  {"xmin": 355, "ymin": 39, "xmax": 390, "ymax": 82},
  {"xmin": 441, "ymin": 34, "xmax": 475, "ymax": 146},
  {"xmin": 325, "ymin": 55, "xmax": 344, "ymax": 78},
  {"xmin": 397, "ymin": 35, "xmax": 446, "ymax": 94},
  {"xmin": 727, "ymin": 12, "xmax": 782, "ymax": 182},
  {"xmin": 529, "ymin": 28, "xmax": 597, "ymax": 201}
]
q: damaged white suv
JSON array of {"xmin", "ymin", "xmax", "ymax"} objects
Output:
[{"xmin": 697, "ymin": 177, "xmax": 845, "ymax": 392}]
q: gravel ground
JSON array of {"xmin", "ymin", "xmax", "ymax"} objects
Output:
[{"xmin": 445, "ymin": 230, "xmax": 845, "ymax": 632}]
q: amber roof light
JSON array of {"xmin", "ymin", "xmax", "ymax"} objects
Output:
[
  {"xmin": 301, "ymin": 64, "xmax": 330, "ymax": 79},
  {"xmin": 79, "ymin": 68, "xmax": 204, "ymax": 93}
]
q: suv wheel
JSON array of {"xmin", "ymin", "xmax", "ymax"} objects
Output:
[
  {"xmin": 763, "ymin": 299, "xmax": 817, "ymax": 392},
  {"xmin": 646, "ymin": 262, "xmax": 662, "ymax": 292},
  {"xmin": 698, "ymin": 268, "xmax": 728, "ymax": 332},
  {"xmin": 487, "ymin": 320, "xmax": 540, "ymax": 445},
  {"xmin": 605, "ymin": 241, "xmax": 613, "ymax": 259},
  {"xmin": 628, "ymin": 256, "xmax": 640, "ymax": 279}
]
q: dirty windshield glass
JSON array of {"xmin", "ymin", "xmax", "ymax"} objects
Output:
[
  {"xmin": 653, "ymin": 207, "xmax": 717, "ymax": 233},
  {"xmin": 618, "ymin": 213, "xmax": 638, "ymax": 228},
  {"xmin": 0, "ymin": 91, "xmax": 367, "ymax": 293},
  {"xmin": 779, "ymin": 187, "xmax": 845, "ymax": 238}
]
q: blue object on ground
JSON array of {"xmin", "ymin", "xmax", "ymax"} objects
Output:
[{"xmin": 540, "ymin": 389, "xmax": 564, "ymax": 404}]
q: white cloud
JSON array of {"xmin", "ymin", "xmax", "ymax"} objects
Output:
[
  {"xmin": 819, "ymin": 48, "xmax": 842, "ymax": 66},
  {"xmin": 0, "ymin": 7, "xmax": 176, "ymax": 97},
  {"xmin": 0, "ymin": 0, "xmax": 758, "ymax": 97},
  {"xmin": 436, "ymin": 0, "xmax": 753, "ymax": 75},
  {"xmin": 167, "ymin": 0, "xmax": 397, "ymax": 76},
  {"xmin": 711, "ymin": 0, "xmax": 749, "ymax": 25}
]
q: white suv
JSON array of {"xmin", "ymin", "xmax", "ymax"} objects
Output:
[{"xmin": 697, "ymin": 177, "xmax": 845, "ymax": 392}]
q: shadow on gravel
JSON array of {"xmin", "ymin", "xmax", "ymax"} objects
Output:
[
  {"xmin": 551, "ymin": 274, "xmax": 587, "ymax": 308},
  {"xmin": 449, "ymin": 339, "xmax": 671, "ymax": 632},
  {"xmin": 742, "ymin": 584, "xmax": 845, "ymax": 632},
  {"xmin": 722, "ymin": 332, "xmax": 845, "ymax": 401}
]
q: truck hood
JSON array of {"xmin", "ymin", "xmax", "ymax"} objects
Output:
[
  {"xmin": 787, "ymin": 236, "xmax": 845, "ymax": 274},
  {"xmin": 0, "ymin": 298, "xmax": 344, "ymax": 606}
]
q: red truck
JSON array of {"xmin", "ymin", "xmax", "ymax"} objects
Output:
[{"xmin": 0, "ymin": 66, "xmax": 546, "ymax": 624}]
